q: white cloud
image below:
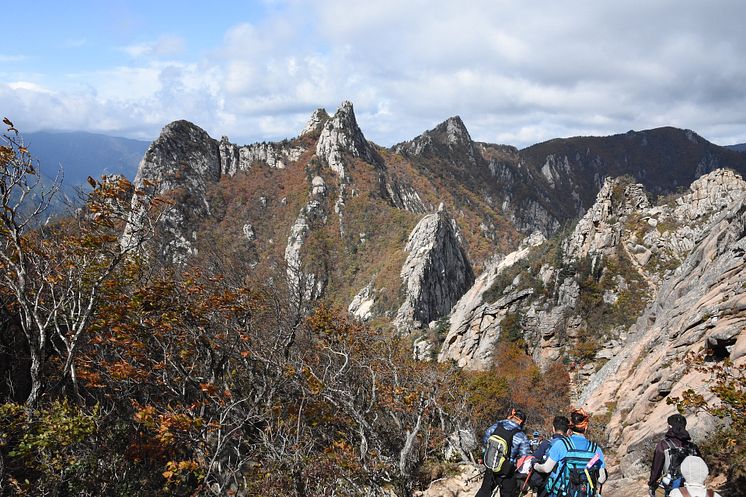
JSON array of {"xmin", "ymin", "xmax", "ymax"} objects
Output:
[
  {"xmin": 0, "ymin": 54, "xmax": 27, "ymax": 63},
  {"xmin": 7, "ymin": 81, "xmax": 53, "ymax": 93},
  {"xmin": 120, "ymin": 35, "xmax": 186, "ymax": 58},
  {"xmin": 3, "ymin": 0, "xmax": 746, "ymax": 147}
]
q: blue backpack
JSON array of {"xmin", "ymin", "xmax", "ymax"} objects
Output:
[{"xmin": 545, "ymin": 437, "xmax": 601, "ymax": 497}]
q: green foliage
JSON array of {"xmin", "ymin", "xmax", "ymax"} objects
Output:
[
  {"xmin": 0, "ymin": 400, "xmax": 98, "ymax": 493},
  {"xmin": 3, "ymin": 401, "xmax": 96, "ymax": 465},
  {"xmin": 569, "ymin": 248, "xmax": 650, "ymax": 362},
  {"xmin": 499, "ymin": 311, "xmax": 524, "ymax": 345}
]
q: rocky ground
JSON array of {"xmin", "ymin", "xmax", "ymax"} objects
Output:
[{"xmin": 415, "ymin": 466, "xmax": 722, "ymax": 497}]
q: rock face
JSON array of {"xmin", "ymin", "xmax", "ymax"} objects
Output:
[
  {"xmin": 135, "ymin": 120, "xmax": 222, "ymax": 193},
  {"xmin": 316, "ymin": 101, "xmax": 380, "ymax": 178},
  {"xmin": 438, "ymin": 170, "xmax": 746, "ymax": 399},
  {"xmin": 394, "ymin": 116, "xmax": 480, "ymax": 167},
  {"xmin": 394, "ymin": 205, "xmax": 475, "ymax": 332},
  {"xmin": 284, "ymin": 180, "xmax": 328, "ymax": 305},
  {"xmin": 562, "ymin": 178, "xmax": 650, "ymax": 260},
  {"xmin": 580, "ymin": 192, "xmax": 746, "ymax": 480},
  {"xmin": 414, "ymin": 465, "xmax": 482, "ymax": 497},
  {"xmin": 133, "ymin": 120, "xmax": 221, "ymax": 262},
  {"xmin": 438, "ymin": 232, "xmax": 545, "ymax": 369},
  {"xmin": 348, "ymin": 283, "xmax": 376, "ymax": 322},
  {"xmin": 300, "ymin": 108, "xmax": 330, "ymax": 136},
  {"xmin": 219, "ymin": 138, "xmax": 304, "ymax": 175}
]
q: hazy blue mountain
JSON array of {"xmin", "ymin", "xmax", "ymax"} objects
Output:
[
  {"xmin": 23, "ymin": 131, "xmax": 150, "ymax": 187},
  {"xmin": 725, "ymin": 143, "xmax": 746, "ymax": 152}
]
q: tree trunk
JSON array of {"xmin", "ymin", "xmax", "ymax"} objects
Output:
[{"xmin": 26, "ymin": 349, "xmax": 42, "ymax": 406}]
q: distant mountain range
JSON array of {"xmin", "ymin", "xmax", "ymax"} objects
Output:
[
  {"xmin": 22, "ymin": 131, "xmax": 150, "ymax": 187},
  {"xmin": 726, "ymin": 143, "xmax": 746, "ymax": 152},
  {"xmin": 17, "ymin": 128, "xmax": 746, "ymax": 191}
]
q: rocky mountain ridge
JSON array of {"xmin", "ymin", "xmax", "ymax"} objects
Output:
[
  {"xmin": 131, "ymin": 101, "xmax": 521, "ymax": 322},
  {"xmin": 131, "ymin": 101, "xmax": 746, "ymax": 335},
  {"xmin": 438, "ymin": 168, "xmax": 745, "ymax": 383},
  {"xmin": 126, "ymin": 103, "xmax": 746, "ymax": 494}
]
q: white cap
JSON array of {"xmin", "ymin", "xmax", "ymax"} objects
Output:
[{"xmin": 680, "ymin": 456, "xmax": 708, "ymax": 485}]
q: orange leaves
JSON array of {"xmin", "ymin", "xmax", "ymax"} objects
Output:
[
  {"xmin": 162, "ymin": 459, "xmax": 200, "ymax": 481},
  {"xmin": 134, "ymin": 404, "xmax": 204, "ymax": 450},
  {"xmin": 302, "ymin": 367, "xmax": 324, "ymax": 395},
  {"xmin": 457, "ymin": 341, "xmax": 571, "ymax": 431},
  {"xmin": 108, "ymin": 359, "xmax": 146, "ymax": 381},
  {"xmin": 133, "ymin": 405, "xmax": 157, "ymax": 429},
  {"xmin": 199, "ymin": 382, "xmax": 217, "ymax": 395},
  {"xmin": 0, "ymin": 146, "xmax": 14, "ymax": 166},
  {"xmin": 76, "ymin": 368, "xmax": 103, "ymax": 389}
]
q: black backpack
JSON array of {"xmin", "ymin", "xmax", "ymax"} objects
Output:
[
  {"xmin": 663, "ymin": 439, "xmax": 699, "ymax": 489},
  {"xmin": 483, "ymin": 423, "xmax": 518, "ymax": 475}
]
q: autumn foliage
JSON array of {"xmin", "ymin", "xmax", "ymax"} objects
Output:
[{"xmin": 0, "ymin": 122, "xmax": 572, "ymax": 496}]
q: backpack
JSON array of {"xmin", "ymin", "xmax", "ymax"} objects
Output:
[
  {"xmin": 545, "ymin": 436, "xmax": 601, "ymax": 497},
  {"xmin": 483, "ymin": 423, "xmax": 518, "ymax": 474},
  {"xmin": 662, "ymin": 439, "xmax": 699, "ymax": 489}
]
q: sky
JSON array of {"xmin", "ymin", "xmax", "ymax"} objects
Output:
[{"xmin": 2, "ymin": 0, "xmax": 746, "ymax": 148}]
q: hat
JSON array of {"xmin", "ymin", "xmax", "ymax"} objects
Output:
[
  {"xmin": 667, "ymin": 414, "xmax": 687, "ymax": 429},
  {"xmin": 533, "ymin": 431, "xmax": 540, "ymax": 437},
  {"xmin": 680, "ymin": 456, "xmax": 708, "ymax": 485}
]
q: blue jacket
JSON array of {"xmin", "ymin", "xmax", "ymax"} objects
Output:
[
  {"xmin": 483, "ymin": 419, "xmax": 531, "ymax": 463},
  {"xmin": 533, "ymin": 433, "xmax": 563, "ymax": 462}
]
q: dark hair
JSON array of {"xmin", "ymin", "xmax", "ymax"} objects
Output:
[
  {"xmin": 510, "ymin": 408, "xmax": 527, "ymax": 425},
  {"xmin": 570, "ymin": 410, "xmax": 588, "ymax": 433},
  {"xmin": 667, "ymin": 414, "xmax": 686, "ymax": 430},
  {"xmin": 553, "ymin": 415, "xmax": 570, "ymax": 433}
]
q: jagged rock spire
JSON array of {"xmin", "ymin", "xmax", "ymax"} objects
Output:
[
  {"xmin": 315, "ymin": 101, "xmax": 379, "ymax": 177},
  {"xmin": 130, "ymin": 120, "xmax": 222, "ymax": 263},
  {"xmin": 438, "ymin": 116, "xmax": 473, "ymax": 146},
  {"xmin": 393, "ymin": 115, "xmax": 478, "ymax": 164},
  {"xmin": 300, "ymin": 108, "xmax": 330, "ymax": 136},
  {"xmin": 135, "ymin": 120, "xmax": 221, "ymax": 192},
  {"xmin": 394, "ymin": 208, "xmax": 475, "ymax": 332}
]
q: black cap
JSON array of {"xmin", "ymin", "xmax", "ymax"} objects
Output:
[{"xmin": 668, "ymin": 414, "xmax": 687, "ymax": 429}]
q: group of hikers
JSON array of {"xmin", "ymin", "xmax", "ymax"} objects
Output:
[{"xmin": 475, "ymin": 408, "xmax": 720, "ymax": 497}]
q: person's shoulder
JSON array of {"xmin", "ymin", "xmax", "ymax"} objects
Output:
[{"xmin": 548, "ymin": 436, "xmax": 570, "ymax": 455}]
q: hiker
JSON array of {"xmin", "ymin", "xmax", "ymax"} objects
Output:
[
  {"xmin": 530, "ymin": 431, "xmax": 542, "ymax": 452},
  {"xmin": 533, "ymin": 416, "xmax": 569, "ymax": 462},
  {"xmin": 532, "ymin": 408, "xmax": 606, "ymax": 497},
  {"xmin": 668, "ymin": 456, "xmax": 721, "ymax": 497},
  {"xmin": 648, "ymin": 414, "xmax": 701, "ymax": 497},
  {"xmin": 527, "ymin": 416, "xmax": 570, "ymax": 497},
  {"xmin": 475, "ymin": 408, "xmax": 531, "ymax": 497}
]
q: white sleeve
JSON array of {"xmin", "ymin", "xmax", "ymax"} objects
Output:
[
  {"xmin": 598, "ymin": 467, "xmax": 607, "ymax": 484},
  {"xmin": 533, "ymin": 457, "xmax": 556, "ymax": 474}
]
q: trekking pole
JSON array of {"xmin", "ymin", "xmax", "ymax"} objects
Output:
[{"xmin": 518, "ymin": 468, "xmax": 533, "ymax": 497}]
